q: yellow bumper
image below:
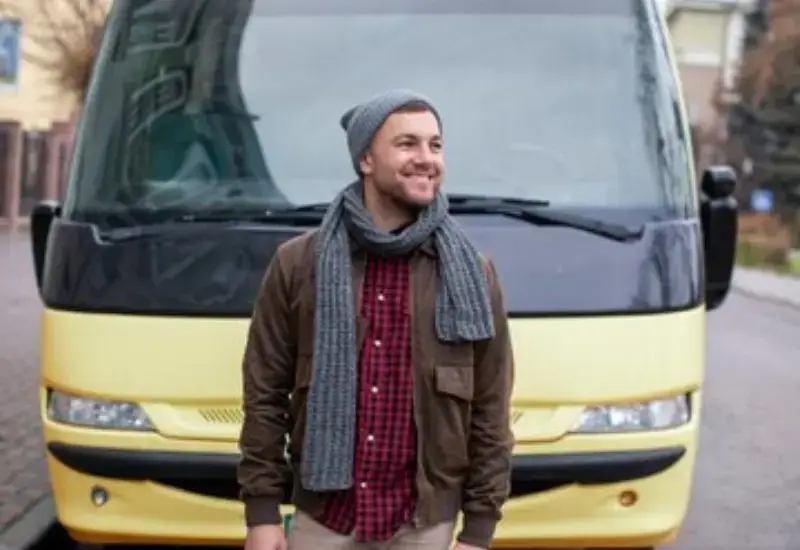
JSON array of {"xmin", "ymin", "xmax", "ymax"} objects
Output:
[{"xmin": 45, "ymin": 414, "xmax": 697, "ymax": 549}]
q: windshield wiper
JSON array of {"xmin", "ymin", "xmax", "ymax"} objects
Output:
[
  {"xmin": 273, "ymin": 203, "xmax": 331, "ymax": 213},
  {"xmin": 446, "ymin": 194, "xmax": 643, "ymax": 242},
  {"xmin": 264, "ymin": 195, "xmax": 643, "ymax": 242},
  {"xmin": 93, "ymin": 206, "xmax": 326, "ymax": 242},
  {"xmin": 282, "ymin": 196, "xmax": 549, "ymax": 213},
  {"xmin": 446, "ymin": 193, "xmax": 551, "ymax": 208},
  {"xmin": 169, "ymin": 207, "xmax": 325, "ymax": 224}
]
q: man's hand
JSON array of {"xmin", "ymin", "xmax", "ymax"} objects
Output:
[
  {"xmin": 245, "ymin": 524, "xmax": 287, "ymax": 550},
  {"xmin": 452, "ymin": 543, "xmax": 485, "ymax": 550}
]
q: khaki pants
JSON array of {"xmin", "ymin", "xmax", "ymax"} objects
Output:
[{"xmin": 287, "ymin": 510, "xmax": 455, "ymax": 550}]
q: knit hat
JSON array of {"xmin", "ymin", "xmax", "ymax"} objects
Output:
[{"xmin": 339, "ymin": 89, "xmax": 442, "ymax": 174}]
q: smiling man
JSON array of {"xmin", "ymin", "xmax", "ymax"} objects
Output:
[{"xmin": 238, "ymin": 89, "xmax": 515, "ymax": 550}]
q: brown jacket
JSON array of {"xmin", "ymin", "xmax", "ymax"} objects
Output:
[{"xmin": 237, "ymin": 229, "xmax": 515, "ymax": 548}]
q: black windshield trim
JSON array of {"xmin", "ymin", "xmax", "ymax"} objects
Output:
[{"xmin": 38, "ymin": 218, "xmax": 703, "ymax": 317}]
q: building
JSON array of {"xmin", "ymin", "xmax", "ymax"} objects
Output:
[
  {"xmin": 0, "ymin": 0, "xmax": 109, "ymax": 227},
  {"xmin": 0, "ymin": 0, "xmax": 83, "ymax": 130},
  {"xmin": 664, "ymin": 0, "xmax": 756, "ymax": 169}
]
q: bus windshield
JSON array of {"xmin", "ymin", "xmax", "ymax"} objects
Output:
[{"xmin": 64, "ymin": 0, "xmax": 696, "ymax": 227}]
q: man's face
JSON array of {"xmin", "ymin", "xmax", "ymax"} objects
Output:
[{"xmin": 359, "ymin": 108, "xmax": 444, "ymax": 209}]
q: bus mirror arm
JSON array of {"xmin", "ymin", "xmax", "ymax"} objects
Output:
[
  {"xmin": 30, "ymin": 200, "xmax": 62, "ymax": 296},
  {"xmin": 699, "ymin": 165, "xmax": 738, "ymax": 311}
]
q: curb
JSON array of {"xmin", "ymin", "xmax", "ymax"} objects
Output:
[
  {"xmin": 0, "ymin": 497, "xmax": 55, "ymax": 550},
  {"xmin": 731, "ymin": 284, "xmax": 800, "ymax": 311}
]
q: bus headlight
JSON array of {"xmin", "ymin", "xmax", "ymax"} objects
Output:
[
  {"xmin": 47, "ymin": 390, "xmax": 154, "ymax": 431},
  {"xmin": 572, "ymin": 394, "xmax": 690, "ymax": 433}
]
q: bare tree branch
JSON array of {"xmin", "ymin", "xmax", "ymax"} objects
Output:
[
  {"xmin": 738, "ymin": 0, "xmax": 800, "ymax": 103},
  {"xmin": 0, "ymin": 0, "xmax": 109, "ymax": 103}
]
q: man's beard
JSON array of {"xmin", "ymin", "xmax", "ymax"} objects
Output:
[{"xmin": 388, "ymin": 191, "xmax": 428, "ymax": 218}]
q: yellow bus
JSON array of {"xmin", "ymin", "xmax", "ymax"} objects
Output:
[{"xmin": 30, "ymin": 0, "xmax": 739, "ymax": 548}]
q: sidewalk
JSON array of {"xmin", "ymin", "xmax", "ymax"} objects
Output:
[
  {"xmin": 0, "ymin": 231, "xmax": 51, "ymax": 549},
  {"xmin": 731, "ymin": 266, "xmax": 800, "ymax": 309}
]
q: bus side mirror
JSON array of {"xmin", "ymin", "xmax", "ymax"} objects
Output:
[
  {"xmin": 699, "ymin": 165, "xmax": 738, "ymax": 311},
  {"xmin": 30, "ymin": 200, "xmax": 62, "ymax": 294}
]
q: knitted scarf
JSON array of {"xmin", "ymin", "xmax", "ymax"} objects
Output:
[{"xmin": 300, "ymin": 180, "xmax": 495, "ymax": 491}]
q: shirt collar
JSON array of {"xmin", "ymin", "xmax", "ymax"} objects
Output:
[{"xmin": 347, "ymin": 227, "xmax": 437, "ymax": 258}]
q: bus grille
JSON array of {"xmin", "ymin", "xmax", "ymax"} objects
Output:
[{"xmin": 198, "ymin": 407, "xmax": 244, "ymax": 424}]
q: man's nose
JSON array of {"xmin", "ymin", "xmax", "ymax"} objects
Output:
[{"xmin": 415, "ymin": 145, "xmax": 437, "ymax": 165}]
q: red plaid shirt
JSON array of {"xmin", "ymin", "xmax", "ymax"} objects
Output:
[{"xmin": 316, "ymin": 253, "xmax": 418, "ymax": 542}]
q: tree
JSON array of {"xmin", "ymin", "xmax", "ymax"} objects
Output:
[
  {"xmin": 0, "ymin": 0, "xmax": 109, "ymax": 108},
  {"xmin": 724, "ymin": 0, "xmax": 800, "ymax": 214}
]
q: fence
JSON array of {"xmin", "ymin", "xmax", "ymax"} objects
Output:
[{"xmin": 0, "ymin": 120, "xmax": 75, "ymax": 229}]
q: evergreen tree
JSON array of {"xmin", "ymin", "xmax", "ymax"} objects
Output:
[{"xmin": 725, "ymin": 0, "xmax": 800, "ymax": 213}]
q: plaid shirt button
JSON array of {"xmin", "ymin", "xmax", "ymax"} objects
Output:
[{"xmin": 316, "ymin": 254, "xmax": 417, "ymax": 543}]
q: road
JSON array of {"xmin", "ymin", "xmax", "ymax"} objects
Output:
[
  {"xmin": 20, "ymin": 289, "xmax": 800, "ymax": 549},
  {"xmin": 677, "ymin": 292, "xmax": 800, "ymax": 549}
]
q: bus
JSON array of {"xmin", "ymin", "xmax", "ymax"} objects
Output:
[{"xmin": 30, "ymin": 0, "xmax": 738, "ymax": 547}]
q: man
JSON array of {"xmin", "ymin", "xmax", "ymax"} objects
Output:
[{"xmin": 238, "ymin": 89, "xmax": 515, "ymax": 550}]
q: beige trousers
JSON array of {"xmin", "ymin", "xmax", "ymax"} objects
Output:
[{"xmin": 287, "ymin": 510, "xmax": 455, "ymax": 550}]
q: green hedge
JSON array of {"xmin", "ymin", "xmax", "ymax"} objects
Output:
[{"xmin": 736, "ymin": 241, "xmax": 799, "ymax": 275}]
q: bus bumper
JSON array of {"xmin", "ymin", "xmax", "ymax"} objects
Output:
[{"xmin": 45, "ymin": 427, "xmax": 696, "ymax": 549}]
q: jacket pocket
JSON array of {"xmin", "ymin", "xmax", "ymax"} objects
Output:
[
  {"xmin": 435, "ymin": 364, "xmax": 474, "ymax": 400},
  {"xmin": 431, "ymin": 364, "xmax": 474, "ymax": 474}
]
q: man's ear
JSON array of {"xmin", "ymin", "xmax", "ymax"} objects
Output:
[{"xmin": 359, "ymin": 151, "xmax": 374, "ymax": 176}]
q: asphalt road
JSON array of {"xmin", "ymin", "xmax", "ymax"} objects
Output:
[
  {"xmin": 674, "ymin": 292, "xmax": 800, "ymax": 550},
  {"xmin": 25, "ymin": 291, "xmax": 800, "ymax": 549}
]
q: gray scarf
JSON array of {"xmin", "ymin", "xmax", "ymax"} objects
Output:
[{"xmin": 300, "ymin": 180, "xmax": 495, "ymax": 492}]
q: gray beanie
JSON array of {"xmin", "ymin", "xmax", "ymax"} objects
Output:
[{"xmin": 339, "ymin": 89, "xmax": 442, "ymax": 174}]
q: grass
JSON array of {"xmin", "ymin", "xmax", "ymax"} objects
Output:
[
  {"xmin": 791, "ymin": 254, "xmax": 800, "ymax": 275},
  {"xmin": 736, "ymin": 241, "xmax": 800, "ymax": 277}
]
